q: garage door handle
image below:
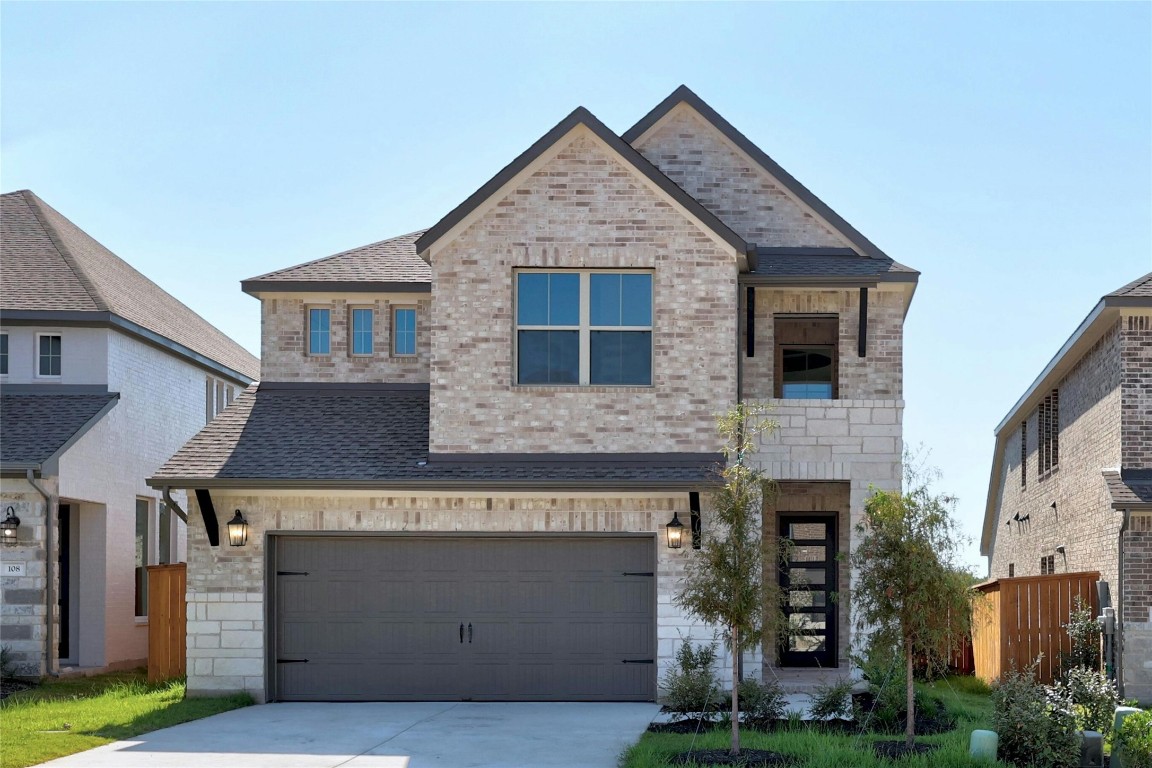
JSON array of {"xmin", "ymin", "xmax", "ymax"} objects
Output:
[
  {"xmin": 459, "ymin": 623, "xmax": 464, "ymax": 643},
  {"xmin": 621, "ymin": 659, "xmax": 654, "ymax": 664},
  {"xmin": 468, "ymin": 623, "xmax": 473, "ymax": 643},
  {"xmin": 277, "ymin": 658, "xmax": 309, "ymax": 664}
]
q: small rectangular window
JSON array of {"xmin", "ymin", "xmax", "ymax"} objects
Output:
[
  {"xmin": 393, "ymin": 307, "xmax": 417, "ymax": 357},
  {"xmin": 135, "ymin": 499, "xmax": 150, "ymax": 617},
  {"xmin": 0, "ymin": 333, "xmax": 8, "ymax": 375},
  {"xmin": 1038, "ymin": 390, "xmax": 1060, "ymax": 475},
  {"xmin": 1008, "ymin": 563, "xmax": 1015, "ymax": 577},
  {"xmin": 1040, "ymin": 554, "xmax": 1056, "ymax": 575},
  {"xmin": 351, "ymin": 308, "xmax": 374, "ymax": 355},
  {"xmin": 1020, "ymin": 421, "xmax": 1027, "ymax": 488},
  {"xmin": 308, "ymin": 308, "xmax": 331, "ymax": 355},
  {"xmin": 38, "ymin": 334, "xmax": 61, "ymax": 377},
  {"xmin": 774, "ymin": 317, "xmax": 837, "ymax": 399}
]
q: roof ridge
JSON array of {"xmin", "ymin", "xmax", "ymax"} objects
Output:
[
  {"xmin": 1107, "ymin": 271, "xmax": 1152, "ymax": 297},
  {"xmin": 19, "ymin": 191, "xmax": 109, "ymax": 311},
  {"xmin": 245, "ymin": 228, "xmax": 429, "ymax": 282}
]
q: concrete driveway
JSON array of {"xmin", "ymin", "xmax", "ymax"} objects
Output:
[{"xmin": 36, "ymin": 701, "xmax": 661, "ymax": 768}]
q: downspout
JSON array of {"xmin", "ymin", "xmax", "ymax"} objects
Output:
[
  {"xmin": 26, "ymin": 470, "xmax": 59, "ymax": 677},
  {"xmin": 161, "ymin": 487, "xmax": 189, "ymax": 524},
  {"xmin": 1115, "ymin": 507, "xmax": 1131, "ymax": 698}
]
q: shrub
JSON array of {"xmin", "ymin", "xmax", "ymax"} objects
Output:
[
  {"xmin": 1048, "ymin": 665, "xmax": 1119, "ymax": 736},
  {"xmin": 1116, "ymin": 709, "xmax": 1152, "ymax": 768},
  {"xmin": 1062, "ymin": 595, "xmax": 1101, "ymax": 673},
  {"xmin": 991, "ymin": 660, "xmax": 1080, "ymax": 768},
  {"xmin": 853, "ymin": 636, "xmax": 929, "ymax": 732},
  {"xmin": 737, "ymin": 677, "xmax": 786, "ymax": 721},
  {"xmin": 661, "ymin": 640, "xmax": 720, "ymax": 719},
  {"xmin": 808, "ymin": 678, "xmax": 854, "ymax": 721},
  {"xmin": 0, "ymin": 645, "xmax": 16, "ymax": 681}
]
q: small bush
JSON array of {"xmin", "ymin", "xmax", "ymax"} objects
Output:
[
  {"xmin": 737, "ymin": 677, "xmax": 786, "ymax": 721},
  {"xmin": 660, "ymin": 640, "xmax": 720, "ymax": 719},
  {"xmin": 1116, "ymin": 709, "xmax": 1152, "ymax": 768},
  {"xmin": 853, "ymin": 636, "xmax": 928, "ymax": 731},
  {"xmin": 808, "ymin": 678, "xmax": 854, "ymax": 720},
  {"xmin": 1062, "ymin": 595, "xmax": 1101, "ymax": 673},
  {"xmin": 992, "ymin": 660, "xmax": 1080, "ymax": 768},
  {"xmin": 1048, "ymin": 666, "xmax": 1119, "ymax": 736},
  {"xmin": 0, "ymin": 645, "xmax": 16, "ymax": 681}
]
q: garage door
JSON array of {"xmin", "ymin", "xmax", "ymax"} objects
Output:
[{"xmin": 272, "ymin": 536, "xmax": 656, "ymax": 701}]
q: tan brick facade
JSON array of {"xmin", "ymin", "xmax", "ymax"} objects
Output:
[
  {"xmin": 633, "ymin": 105, "xmax": 849, "ymax": 248},
  {"xmin": 259, "ymin": 294, "xmax": 431, "ymax": 383},
  {"xmin": 428, "ymin": 130, "xmax": 738, "ymax": 455}
]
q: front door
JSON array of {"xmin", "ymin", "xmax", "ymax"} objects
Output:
[
  {"xmin": 778, "ymin": 514, "xmax": 838, "ymax": 667},
  {"xmin": 58, "ymin": 504, "xmax": 71, "ymax": 661}
]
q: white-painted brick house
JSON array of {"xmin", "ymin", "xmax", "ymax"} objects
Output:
[
  {"xmin": 0, "ymin": 190, "xmax": 259, "ymax": 676},
  {"xmin": 152, "ymin": 87, "xmax": 917, "ymax": 703}
]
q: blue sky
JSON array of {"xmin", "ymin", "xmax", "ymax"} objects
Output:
[{"xmin": 3, "ymin": 2, "xmax": 1150, "ymax": 573}]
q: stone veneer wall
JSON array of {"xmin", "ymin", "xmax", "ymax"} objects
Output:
[
  {"xmin": 183, "ymin": 491, "xmax": 733, "ymax": 701},
  {"xmin": 988, "ymin": 322, "xmax": 1123, "ymax": 586},
  {"xmin": 428, "ymin": 129, "xmax": 737, "ymax": 455},
  {"xmin": 1123, "ymin": 513, "xmax": 1152, "ymax": 704},
  {"xmin": 259, "ymin": 295, "xmax": 431, "ymax": 383},
  {"xmin": 631, "ymin": 105, "xmax": 849, "ymax": 248},
  {"xmin": 743, "ymin": 288, "xmax": 905, "ymax": 401},
  {"xmin": 0, "ymin": 481, "xmax": 53, "ymax": 676}
]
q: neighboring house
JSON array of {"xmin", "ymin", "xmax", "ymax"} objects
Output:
[
  {"xmin": 151, "ymin": 86, "xmax": 917, "ymax": 703},
  {"xmin": 982, "ymin": 272, "xmax": 1152, "ymax": 703},
  {"xmin": 0, "ymin": 190, "xmax": 259, "ymax": 676}
]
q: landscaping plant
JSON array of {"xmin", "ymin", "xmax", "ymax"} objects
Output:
[
  {"xmin": 1047, "ymin": 665, "xmax": 1119, "ymax": 736},
  {"xmin": 808, "ymin": 677, "xmax": 854, "ymax": 721},
  {"xmin": 849, "ymin": 455, "xmax": 976, "ymax": 749},
  {"xmin": 991, "ymin": 660, "xmax": 1080, "ymax": 768},
  {"xmin": 675, "ymin": 402, "xmax": 786, "ymax": 756},
  {"xmin": 1061, "ymin": 595, "xmax": 1102, "ymax": 673},
  {"xmin": 660, "ymin": 639, "xmax": 721, "ymax": 720},
  {"xmin": 736, "ymin": 676, "xmax": 786, "ymax": 722},
  {"xmin": 1115, "ymin": 709, "xmax": 1152, "ymax": 768}
]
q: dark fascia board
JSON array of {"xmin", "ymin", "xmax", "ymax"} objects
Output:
[
  {"xmin": 0, "ymin": 384, "xmax": 113, "ymax": 395},
  {"xmin": 1104, "ymin": 295, "xmax": 1152, "ymax": 309},
  {"xmin": 756, "ymin": 247, "xmax": 860, "ymax": 256},
  {"xmin": 427, "ymin": 452, "xmax": 722, "ymax": 467},
  {"xmin": 241, "ymin": 280, "xmax": 431, "ymax": 296},
  {"xmin": 740, "ymin": 277, "xmax": 883, "ymax": 289},
  {"xmin": 146, "ymin": 477, "xmax": 714, "ymax": 492},
  {"xmin": 623, "ymin": 85, "xmax": 892, "ymax": 262},
  {"xmin": 0, "ymin": 310, "xmax": 255, "ymax": 386},
  {"xmin": 258, "ymin": 381, "xmax": 430, "ymax": 392},
  {"xmin": 0, "ymin": 392, "xmax": 120, "ymax": 472},
  {"xmin": 413, "ymin": 106, "xmax": 749, "ymax": 258}
]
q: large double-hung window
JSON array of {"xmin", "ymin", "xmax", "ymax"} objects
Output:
[{"xmin": 516, "ymin": 270, "xmax": 652, "ymax": 386}]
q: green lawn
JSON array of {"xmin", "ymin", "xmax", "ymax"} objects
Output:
[
  {"xmin": 621, "ymin": 677, "xmax": 1011, "ymax": 768},
  {"xmin": 0, "ymin": 670, "xmax": 251, "ymax": 768}
]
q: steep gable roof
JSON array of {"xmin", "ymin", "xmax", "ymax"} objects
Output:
[
  {"xmin": 413, "ymin": 107, "xmax": 749, "ymax": 261},
  {"xmin": 242, "ymin": 230, "xmax": 431, "ymax": 294},
  {"xmin": 624, "ymin": 85, "xmax": 891, "ymax": 262},
  {"xmin": 1, "ymin": 190, "xmax": 259, "ymax": 381}
]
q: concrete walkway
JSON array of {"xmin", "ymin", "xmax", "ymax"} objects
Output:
[{"xmin": 36, "ymin": 701, "xmax": 662, "ymax": 768}]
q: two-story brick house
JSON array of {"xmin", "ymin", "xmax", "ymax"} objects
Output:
[
  {"xmin": 152, "ymin": 86, "xmax": 917, "ymax": 702},
  {"xmin": 983, "ymin": 272, "xmax": 1152, "ymax": 704},
  {"xmin": 0, "ymin": 190, "xmax": 260, "ymax": 676}
]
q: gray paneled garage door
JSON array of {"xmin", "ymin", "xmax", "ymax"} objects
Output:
[{"xmin": 272, "ymin": 536, "xmax": 655, "ymax": 701}]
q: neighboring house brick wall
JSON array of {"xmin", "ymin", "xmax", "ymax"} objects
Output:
[
  {"xmin": 988, "ymin": 322, "xmax": 1123, "ymax": 589},
  {"xmin": 631, "ymin": 106, "xmax": 849, "ymax": 248},
  {"xmin": 1121, "ymin": 314, "xmax": 1152, "ymax": 469},
  {"xmin": 742, "ymin": 287, "xmax": 904, "ymax": 400},
  {"xmin": 259, "ymin": 295, "xmax": 431, "ymax": 383},
  {"xmin": 428, "ymin": 131, "xmax": 737, "ymax": 455}
]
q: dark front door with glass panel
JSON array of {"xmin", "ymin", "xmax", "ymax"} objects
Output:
[{"xmin": 779, "ymin": 514, "xmax": 838, "ymax": 667}]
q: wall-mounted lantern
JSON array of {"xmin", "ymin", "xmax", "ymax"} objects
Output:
[
  {"xmin": 666, "ymin": 512, "xmax": 685, "ymax": 549},
  {"xmin": 1, "ymin": 507, "xmax": 20, "ymax": 546},
  {"xmin": 227, "ymin": 510, "xmax": 249, "ymax": 547}
]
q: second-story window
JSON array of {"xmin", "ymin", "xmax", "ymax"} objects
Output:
[
  {"xmin": 0, "ymin": 333, "xmax": 7, "ymax": 375},
  {"xmin": 774, "ymin": 317, "xmax": 837, "ymax": 399},
  {"xmin": 1038, "ymin": 389, "xmax": 1059, "ymax": 475},
  {"xmin": 308, "ymin": 308, "xmax": 330, "ymax": 355},
  {"xmin": 351, "ymin": 308, "xmax": 374, "ymax": 355},
  {"xmin": 1020, "ymin": 420, "xmax": 1028, "ymax": 489},
  {"xmin": 392, "ymin": 307, "xmax": 416, "ymax": 356},
  {"xmin": 38, "ymin": 333, "xmax": 62, "ymax": 377},
  {"xmin": 515, "ymin": 270, "xmax": 652, "ymax": 386}
]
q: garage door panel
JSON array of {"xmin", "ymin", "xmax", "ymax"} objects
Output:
[{"xmin": 274, "ymin": 536, "xmax": 655, "ymax": 701}]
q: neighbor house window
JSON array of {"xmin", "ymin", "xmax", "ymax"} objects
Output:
[
  {"xmin": 774, "ymin": 317, "xmax": 837, "ymax": 399},
  {"xmin": 515, "ymin": 270, "xmax": 652, "ymax": 386},
  {"xmin": 37, "ymin": 334, "xmax": 61, "ymax": 377},
  {"xmin": 392, "ymin": 307, "xmax": 416, "ymax": 356},
  {"xmin": 205, "ymin": 377, "xmax": 234, "ymax": 423},
  {"xmin": 351, "ymin": 308, "xmax": 374, "ymax": 355},
  {"xmin": 1008, "ymin": 563, "xmax": 1015, "ymax": 577},
  {"xmin": 1040, "ymin": 554, "xmax": 1055, "ymax": 575},
  {"xmin": 308, "ymin": 308, "xmax": 331, "ymax": 355},
  {"xmin": 135, "ymin": 498, "xmax": 150, "ymax": 617},
  {"xmin": 1020, "ymin": 420, "xmax": 1028, "ymax": 489},
  {"xmin": 1038, "ymin": 389, "xmax": 1059, "ymax": 475},
  {"xmin": 0, "ymin": 333, "xmax": 7, "ymax": 375}
]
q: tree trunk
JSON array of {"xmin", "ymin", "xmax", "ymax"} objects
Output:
[
  {"xmin": 905, "ymin": 636, "xmax": 915, "ymax": 749},
  {"xmin": 731, "ymin": 625, "xmax": 740, "ymax": 755}
]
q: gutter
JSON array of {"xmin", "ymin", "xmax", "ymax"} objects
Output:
[
  {"xmin": 161, "ymin": 487, "xmax": 189, "ymax": 524},
  {"xmin": 25, "ymin": 470, "xmax": 59, "ymax": 677},
  {"xmin": 1116, "ymin": 507, "xmax": 1132, "ymax": 697}
]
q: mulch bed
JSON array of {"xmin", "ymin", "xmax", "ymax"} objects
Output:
[
  {"xmin": 670, "ymin": 749, "xmax": 795, "ymax": 766},
  {"xmin": 870, "ymin": 741, "xmax": 940, "ymax": 760},
  {"xmin": 0, "ymin": 678, "xmax": 35, "ymax": 700}
]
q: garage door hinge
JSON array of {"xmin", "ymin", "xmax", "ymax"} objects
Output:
[
  {"xmin": 276, "ymin": 658, "xmax": 309, "ymax": 664},
  {"xmin": 621, "ymin": 659, "xmax": 654, "ymax": 664},
  {"xmin": 622, "ymin": 572, "xmax": 654, "ymax": 577},
  {"xmin": 276, "ymin": 571, "xmax": 310, "ymax": 576}
]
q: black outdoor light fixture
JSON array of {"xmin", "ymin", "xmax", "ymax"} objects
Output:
[
  {"xmin": 226, "ymin": 510, "xmax": 249, "ymax": 547},
  {"xmin": 666, "ymin": 512, "xmax": 685, "ymax": 549},
  {"xmin": 1, "ymin": 506, "xmax": 20, "ymax": 546}
]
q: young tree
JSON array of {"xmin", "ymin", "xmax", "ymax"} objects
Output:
[
  {"xmin": 850, "ymin": 457, "xmax": 976, "ymax": 749},
  {"xmin": 675, "ymin": 402, "xmax": 785, "ymax": 756}
]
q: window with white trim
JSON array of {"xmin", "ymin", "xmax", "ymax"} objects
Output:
[
  {"xmin": 392, "ymin": 307, "xmax": 416, "ymax": 356},
  {"xmin": 351, "ymin": 308, "xmax": 374, "ymax": 355},
  {"xmin": 308, "ymin": 308, "xmax": 330, "ymax": 355},
  {"xmin": 37, "ymin": 333, "xmax": 61, "ymax": 377},
  {"xmin": 515, "ymin": 270, "xmax": 653, "ymax": 385}
]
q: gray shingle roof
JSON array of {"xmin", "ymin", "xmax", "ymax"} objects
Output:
[
  {"xmin": 242, "ymin": 231, "xmax": 431, "ymax": 293},
  {"xmin": 152, "ymin": 384, "xmax": 719, "ymax": 488},
  {"xmin": 1103, "ymin": 470, "xmax": 1152, "ymax": 510},
  {"xmin": 749, "ymin": 249, "xmax": 918, "ymax": 282},
  {"xmin": 1107, "ymin": 272, "xmax": 1152, "ymax": 298},
  {"xmin": 1, "ymin": 190, "xmax": 260, "ymax": 380},
  {"xmin": 0, "ymin": 390, "xmax": 119, "ymax": 468}
]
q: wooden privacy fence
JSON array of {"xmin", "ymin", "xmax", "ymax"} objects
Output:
[
  {"xmin": 971, "ymin": 570, "xmax": 1099, "ymax": 686},
  {"xmin": 147, "ymin": 563, "xmax": 187, "ymax": 682}
]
